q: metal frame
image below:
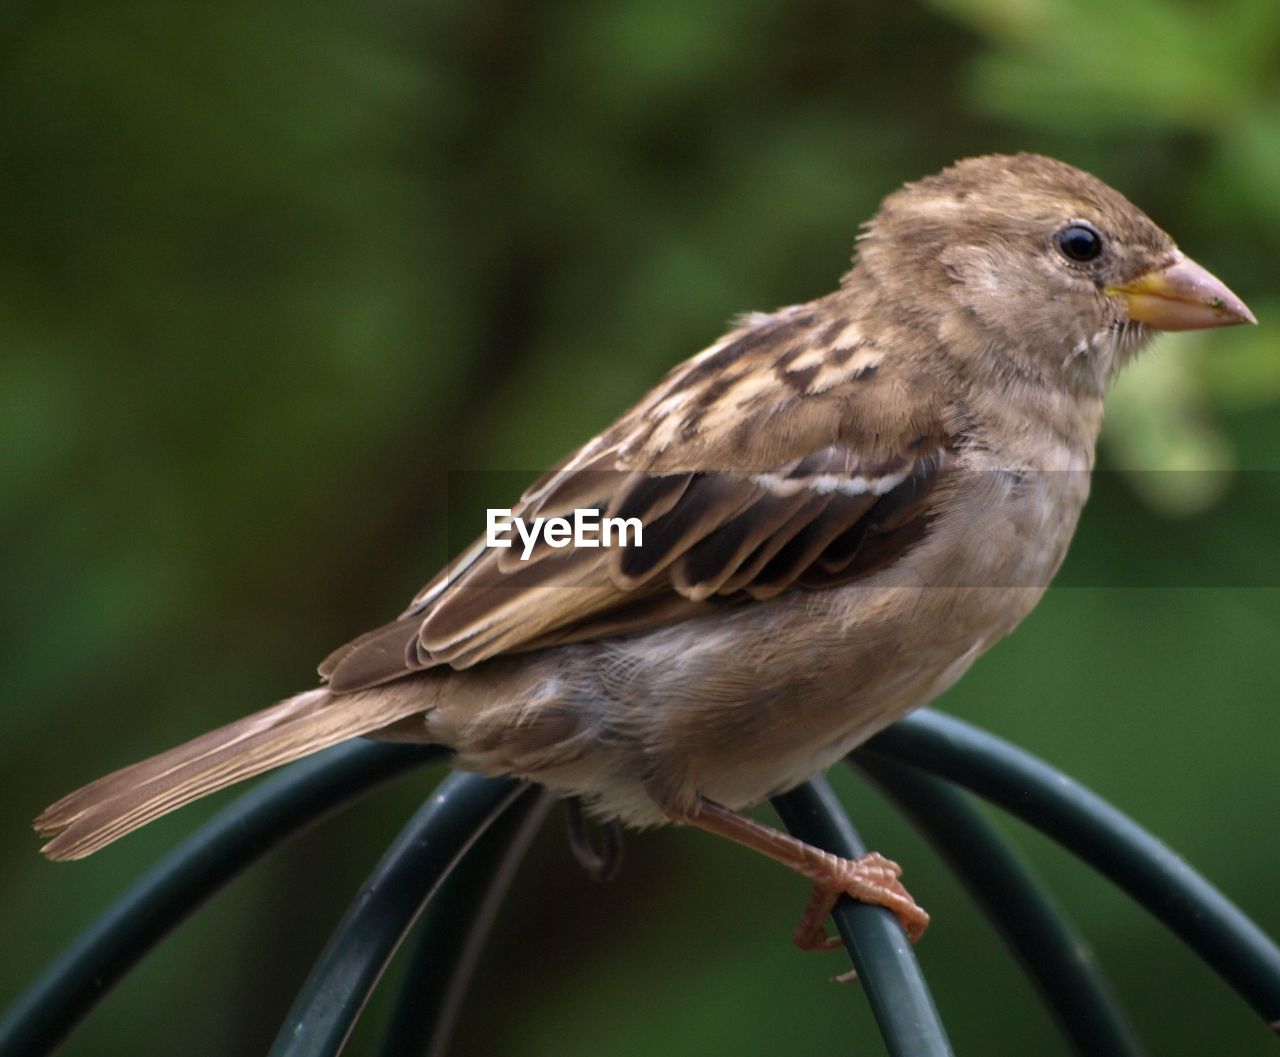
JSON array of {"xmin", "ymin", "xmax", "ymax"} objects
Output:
[{"xmin": 4, "ymin": 709, "xmax": 1279, "ymax": 1056}]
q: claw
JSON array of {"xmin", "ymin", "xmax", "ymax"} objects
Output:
[{"xmin": 792, "ymin": 851, "xmax": 929, "ymax": 951}]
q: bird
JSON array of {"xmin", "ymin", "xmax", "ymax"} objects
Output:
[{"xmin": 35, "ymin": 153, "xmax": 1255, "ymax": 951}]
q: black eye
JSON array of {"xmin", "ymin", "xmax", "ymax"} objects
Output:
[{"xmin": 1055, "ymin": 223, "xmax": 1103, "ymax": 263}]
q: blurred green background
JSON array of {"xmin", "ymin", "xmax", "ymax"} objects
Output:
[{"xmin": 3, "ymin": 0, "xmax": 1279, "ymax": 1053}]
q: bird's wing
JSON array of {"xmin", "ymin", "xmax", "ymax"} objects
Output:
[{"xmin": 319, "ymin": 304, "xmax": 959, "ymax": 691}]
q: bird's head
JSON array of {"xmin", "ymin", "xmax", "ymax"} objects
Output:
[{"xmin": 855, "ymin": 153, "xmax": 1254, "ymax": 392}]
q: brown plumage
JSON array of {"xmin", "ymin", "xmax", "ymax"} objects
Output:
[{"xmin": 35, "ymin": 154, "xmax": 1254, "ymax": 947}]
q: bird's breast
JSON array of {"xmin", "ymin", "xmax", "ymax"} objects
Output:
[{"xmin": 437, "ymin": 437, "xmax": 1097, "ymax": 827}]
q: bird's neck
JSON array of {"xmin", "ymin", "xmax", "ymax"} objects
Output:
[{"xmin": 970, "ymin": 373, "xmax": 1105, "ymax": 474}]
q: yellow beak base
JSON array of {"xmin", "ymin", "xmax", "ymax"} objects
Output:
[{"xmin": 1106, "ymin": 254, "xmax": 1256, "ymax": 332}]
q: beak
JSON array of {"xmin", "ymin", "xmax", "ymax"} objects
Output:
[{"xmin": 1106, "ymin": 252, "xmax": 1256, "ymax": 331}]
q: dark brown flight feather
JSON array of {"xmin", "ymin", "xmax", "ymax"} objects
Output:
[{"xmin": 319, "ymin": 321, "xmax": 955, "ymax": 691}]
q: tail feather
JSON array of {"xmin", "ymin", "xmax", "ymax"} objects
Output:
[{"xmin": 35, "ymin": 686, "xmax": 428, "ymax": 861}]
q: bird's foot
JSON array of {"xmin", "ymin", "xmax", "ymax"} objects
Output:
[
  {"xmin": 792, "ymin": 851, "xmax": 929, "ymax": 952},
  {"xmin": 659, "ymin": 796, "xmax": 928, "ymax": 958}
]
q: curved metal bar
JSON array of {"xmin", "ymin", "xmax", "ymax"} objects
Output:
[
  {"xmin": 855, "ymin": 752, "xmax": 1146, "ymax": 1057},
  {"xmin": 268, "ymin": 773, "xmax": 532, "ymax": 1057},
  {"xmin": 772, "ymin": 778, "xmax": 955, "ymax": 1057},
  {"xmin": 0, "ymin": 741, "xmax": 443, "ymax": 1057},
  {"xmin": 862, "ymin": 709, "xmax": 1280, "ymax": 1030},
  {"xmin": 377, "ymin": 788, "xmax": 554, "ymax": 1057}
]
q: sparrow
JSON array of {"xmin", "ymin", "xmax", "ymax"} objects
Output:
[{"xmin": 35, "ymin": 153, "xmax": 1255, "ymax": 951}]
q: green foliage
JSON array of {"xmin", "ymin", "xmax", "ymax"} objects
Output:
[{"xmin": 2, "ymin": 2, "xmax": 1278, "ymax": 1055}]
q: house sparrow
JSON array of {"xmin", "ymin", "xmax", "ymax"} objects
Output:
[{"xmin": 35, "ymin": 154, "xmax": 1254, "ymax": 950}]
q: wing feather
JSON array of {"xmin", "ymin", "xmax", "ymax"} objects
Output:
[{"xmin": 320, "ymin": 305, "xmax": 962, "ymax": 693}]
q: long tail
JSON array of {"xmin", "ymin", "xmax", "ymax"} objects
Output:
[{"xmin": 35, "ymin": 685, "xmax": 428, "ymax": 861}]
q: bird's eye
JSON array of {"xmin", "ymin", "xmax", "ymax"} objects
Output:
[{"xmin": 1055, "ymin": 223, "xmax": 1103, "ymax": 263}]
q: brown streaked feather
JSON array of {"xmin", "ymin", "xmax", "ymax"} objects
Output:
[
  {"xmin": 515, "ymin": 585, "xmax": 728, "ymax": 652},
  {"xmin": 670, "ymin": 489, "xmax": 829, "ymax": 601},
  {"xmin": 319, "ymin": 304, "xmax": 957, "ymax": 691},
  {"xmin": 611, "ymin": 471, "xmax": 696, "ymax": 525},
  {"xmin": 811, "ymin": 516, "xmax": 930, "ymax": 585},
  {"xmin": 746, "ymin": 493, "xmax": 881, "ymax": 599},
  {"xmin": 611, "ymin": 474, "xmax": 765, "ymax": 587},
  {"xmin": 715, "ymin": 497, "xmax": 834, "ymax": 594},
  {"xmin": 36, "ymin": 686, "xmax": 428, "ymax": 860},
  {"xmin": 418, "ymin": 552, "xmax": 620, "ymax": 669},
  {"xmin": 494, "ymin": 464, "xmax": 621, "ymax": 573},
  {"xmin": 323, "ymin": 446, "xmax": 951, "ymax": 691},
  {"xmin": 391, "ymin": 447, "xmax": 615, "ymax": 624},
  {"xmin": 317, "ymin": 617, "xmax": 421, "ymax": 692}
]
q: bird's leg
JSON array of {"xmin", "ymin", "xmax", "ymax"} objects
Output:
[
  {"xmin": 563, "ymin": 797, "xmax": 625, "ymax": 882},
  {"xmin": 664, "ymin": 796, "xmax": 928, "ymax": 950}
]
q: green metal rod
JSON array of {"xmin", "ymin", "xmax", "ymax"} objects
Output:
[
  {"xmin": 377, "ymin": 789, "xmax": 554, "ymax": 1057},
  {"xmin": 864, "ymin": 709, "xmax": 1280, "ymax": 1031},
  {"xmin": 0, "ymin": 741, "xmax": 443, "ymax": 1057},
  {"xmin": 772, "ymin": 778, "xmax": 955, "ymax": 1057},
  {"xmin": 268, "ymin": 773, "xmax": 532, "ymax": 1057},
  {"xmin": 855, "ymin": 752, "xmax": 1146, "ymax": 1057}
]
